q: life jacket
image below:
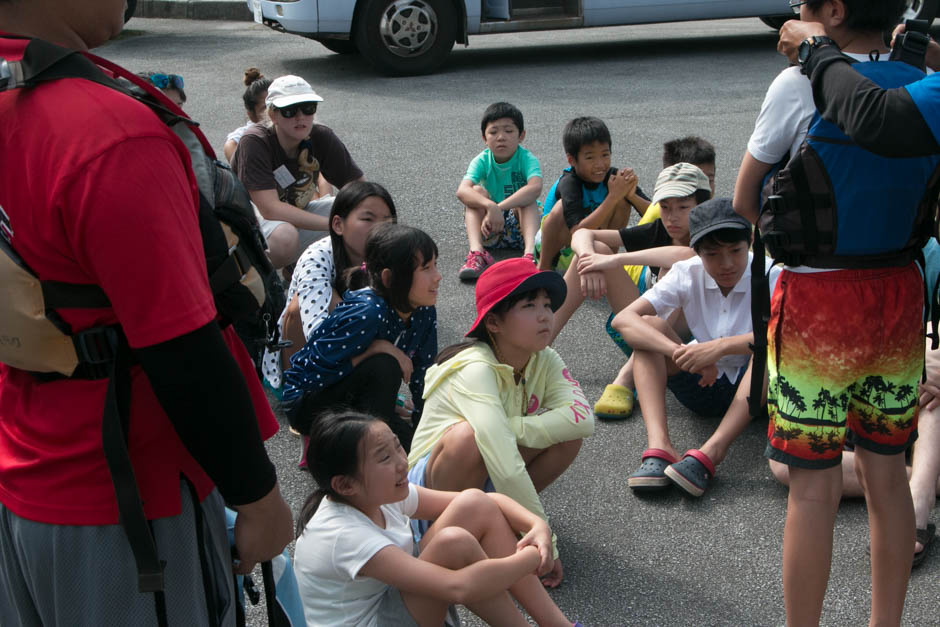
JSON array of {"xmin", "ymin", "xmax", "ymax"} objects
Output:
[
  {"xmin": 747, "ymin": 28, "xmax": 940, "ymax": 418},
  {"xmin": 0, "ymin": 36, "xmax": 285, "ymax": 623}
]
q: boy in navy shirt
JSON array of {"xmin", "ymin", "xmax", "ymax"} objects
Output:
[{"xmin": 536, "ymin": 117, "xmax": 649, "ymax": 272}]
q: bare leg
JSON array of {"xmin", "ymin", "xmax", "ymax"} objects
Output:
[
  {"xmin": 517, "ymin": 204, "xmax": 541, "ymax": 257},
  {"xmin": 855, "ymin": 448, "xmax": 913, "ymax": 626},
  {"xmin": 410, "ymin": 525, "xmax": 528, "ymax": 627},
  {"xmin": 632, "ymin": 315, "xmax": 684, "ymax": 461},
  {"xmin": 910, "ymin": 403, "xmax": 940, "ymax": 551},
  {"xmin": 266, "ymin": 222, "xmax": 299, "ymax": 269},
  {"xmin": 551, "ymin": 260, "xmax": 587, "ymax": 342},
  {"xmin": 783, "ymin": 464, "xmax": 842, "ymax": 627},
  {"xmin": 279, "ymin": 294, "xmax": 304, "ymax": 370},
  {"xmin": 464, "ymin": 205, "xmax": 487, "ymax": 252},
  {"xmin": 602, "ymin": 198, "xmax": 632, "ymax": 230},
  {"xmin": 422, "ymin": 490, "xmax": 571, "ymax": 627},
  {"xmin": 610, "ymin": 356, "xmax": 635, "ymax": 389},
  {"xmin": 518, "ymin": 440, "xmax": 582, "ymax": 493},
  {"xmin": 698, "ymin": 359, "xmax": 762, "ymax": 466},
  {"xmin": 425, "ymin": 422, "xmax": 488, "ymax": 492},
  {"xmin": 770, "ymin": 451, "xmax": 913, "ymax": 499},
  {"xmin": 538, "ymin": 201, "xmax": 570, "ymax": 271}
]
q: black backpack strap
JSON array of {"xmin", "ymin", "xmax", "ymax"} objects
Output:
[
  {"xmin": 889, "ymin": 19, "xmax": 931, "ymax": 71},
  {"xmin": 98, "ymin": 329, "xmax": 168, "ymax": 625},
  {"xmin": 748, "ymin": 228, "xmax": 771, "ymax": 418}
]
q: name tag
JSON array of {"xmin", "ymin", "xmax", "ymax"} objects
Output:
[{"xmin": 273, "ymin": 165, "xmax": 295, "ymax": 189}]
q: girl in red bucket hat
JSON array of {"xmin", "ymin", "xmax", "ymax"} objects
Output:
[{"xmin": 407, "ymin": 258, "xmax": 595, "ymax": 589}]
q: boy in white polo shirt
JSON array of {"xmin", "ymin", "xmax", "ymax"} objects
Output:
[{"xmin": 612, "ymin": 198, "xmax": 780, "ymax": 496}]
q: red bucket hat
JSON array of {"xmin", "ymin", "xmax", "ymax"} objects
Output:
[{"xmin": 466, "ymin": 258, "xmax": 567, "ymax": 336}]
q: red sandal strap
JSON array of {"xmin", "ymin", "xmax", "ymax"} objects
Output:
[
  {"xmin": 641, "ymin": 448, "xmax": 678, "ymax": 464},
  {"xmin": 683, "ymin": 449, "xmax": 716, "ymax": 476}
]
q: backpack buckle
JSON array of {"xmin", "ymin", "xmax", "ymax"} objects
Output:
[
  {"xmin": 0, "ymin": 58, "xmax": 24, "ymax": 90},
  {"xmin": 72, "ymin": 326, "xmax": 120, "ymax": 379}
]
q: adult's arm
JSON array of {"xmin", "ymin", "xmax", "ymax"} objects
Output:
[{"xmin": 778, "ymin": 19, "xmax": 940, "ymax": 156}]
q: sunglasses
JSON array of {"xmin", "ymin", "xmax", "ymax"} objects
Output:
[
  {"xmin": 276, "ymin": 102, "xmax": 318, "ymax": 118},
  {"xmin": 148, "ymin": 73, "xmax": 184, "ymax": 90},
  {"xmin": 789, "ymin": 0, "xmax": 809, "ymax": 13}
]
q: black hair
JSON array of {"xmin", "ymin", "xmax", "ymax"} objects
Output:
[
  {"xmin": 343, "ymin": 223, "xmax": 438, "ymax": 314},
  {"xmin": 694, "ymin": 189, "xmax": 712, "ymax": 205},
  {"xmin": 241, "ymin": 68, "xmax": 272, "ymax": 120},
  {"xmin": 662, "ymin": 136, "xmax": 716, "ymax": 168},
  {"xmin": 480, "ymin": 101, "xmax": 524, "ymax": 135},
  {"xmin": 804, "ymin": 0, "xmax": 903, "ymax": 32},
  {"xmin": 329, "ymin": 182, "xmax": 398, "ymax": 294},
  {"xmin": 296, "ymin": 410, "xmax": 382, "ymax": 536},
  {"xmin": 692, "ymin": 227, "xmax": 753, "ymax": 254},
  {"xmin": 434, "ymin": 289, "xmax": 545, "ymax": 365},
  {"xmin": 563, "ymin": 117, "xmax": 612, "ymax": 158}
]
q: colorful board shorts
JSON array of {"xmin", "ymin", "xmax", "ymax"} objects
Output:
[
  {"xmin": 482, "ymin": 207, "xmax": 524, "ymax": 250},
  {"xmin": 606, "ymin": 266, "xmax": 651, "ymax": 357},
  {"xmin": 765, "ymin": 265, "xmax": 923, "ymax": 469}
]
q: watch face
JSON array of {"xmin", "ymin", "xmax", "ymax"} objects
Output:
[{"xmin": 798, "ymin": 39, "xmax": 813, "ymax": 65}]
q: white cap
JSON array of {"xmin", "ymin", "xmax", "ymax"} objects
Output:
[
  {"xmin": 265, "ymin": 75, "xmax": 323, "ymax": 108},
  {"xmin": 651, "ymin": 162, "xmax": 711, "ymax": 206}
]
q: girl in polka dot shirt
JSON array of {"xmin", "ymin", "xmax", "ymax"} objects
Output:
[
  {"xmin": 262, "ymin": 182, "xmax": 398, "ymax": 392},
  {"xmin": 282, "ymin": 223, "xmax": 441, "ymax": 454}
]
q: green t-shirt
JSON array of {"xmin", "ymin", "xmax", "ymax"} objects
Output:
[{"xmin": 463, "ymin": 145, "xmax": 541, "ymax": 204}]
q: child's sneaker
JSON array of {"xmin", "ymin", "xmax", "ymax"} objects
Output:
[
  {"xmin": 664, "ymin": 449, "xmax": 716, "ymax": 497},
  {"xmin": 594, "ymin": 384, "xmax": 634, "ymax": 420},
  {"xmin": 298, "ymin": 435, "xmax": 310, "ymax": 470},
  {"xmin": 458, "ymin": 250, "xmax": 494, "ymax": 281}
]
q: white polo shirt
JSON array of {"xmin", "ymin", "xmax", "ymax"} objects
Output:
[{"xmin": 643, "ymin": 253, "xmax": 781, "ymax": 384}]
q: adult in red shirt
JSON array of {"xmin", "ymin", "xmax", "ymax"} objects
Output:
[{"xmin": 0, "ymin": 0, "xmax": 292, "ymax": 624}]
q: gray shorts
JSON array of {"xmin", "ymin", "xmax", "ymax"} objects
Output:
[
  {"xmin": 0, "ymin": 482, "xmax": 235, "ymax": 627},
  {"xmin": 377, "ymin": 585, "xmax": 420, "ymax": 627},
  {"xmin": 254, "ymin": 196, "xmax": 333, "ymax": 254}
]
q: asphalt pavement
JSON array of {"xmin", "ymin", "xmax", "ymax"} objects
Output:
[{"xmin": 101, "ymin": 15, "xmax": 939, "ymax": 626}]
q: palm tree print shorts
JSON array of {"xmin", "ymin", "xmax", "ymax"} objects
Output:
[{"xmin": 765, "ymin": 265, "xmax": 923, "ymax": 469}]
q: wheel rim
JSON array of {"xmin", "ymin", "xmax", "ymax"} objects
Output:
[
  {"xmin": 378, "ymin": 1, "xmax": 439, "ymax": 59},
  {"xmin": 903, "ymin": 0, "xmax": 924, "ymax": 19}
]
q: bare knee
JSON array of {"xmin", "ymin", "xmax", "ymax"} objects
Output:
[
  {"xmin": 855, "ymin": 449, "xmax": 908, "ymax": 495},
  {"xmin": 427, "ymin": 526, "xmax": 485, "ymax": 568},
  {"xmin": 266, "ymin": 223, "xmax": 299, "ymax": 269},
  {"xmin": 769, "ymin": 459, "xmax": 791, "ymax": 486}
]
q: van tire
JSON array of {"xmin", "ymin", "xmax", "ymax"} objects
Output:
[
  {"xmin": 355, "ymin": 0, "xmax": 457, "ymax": 76},
  {"xmin": 318, "ymin": 38, "xmax": 359, "ymax": 55}
]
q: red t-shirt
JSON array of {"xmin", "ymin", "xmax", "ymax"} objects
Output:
[{"xmin": 0, "ymin": 38, "xmax": 278, "ymax": 525}]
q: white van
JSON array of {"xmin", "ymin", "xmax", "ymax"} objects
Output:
[{"xmin": 248, "ymin": 0, "xmax": 937, "ymax": 75}]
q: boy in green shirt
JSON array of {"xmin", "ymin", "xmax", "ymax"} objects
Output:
[{"xmin": 457, "ymin": 102, "xmax": 543, "ymax": 281}]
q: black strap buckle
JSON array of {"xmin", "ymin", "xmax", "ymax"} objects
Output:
[{"xmin": 72, "ymin": 326, "xmax": 120, "ymax": 379}]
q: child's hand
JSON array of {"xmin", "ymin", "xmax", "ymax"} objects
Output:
[
  {"xmin": 580, "ymin": 270, "xmax": 607, "ymax": 300},
  {"xmin": 577, "ymin": 251, "xmax": 614, "ymax": 275},
  {"xmin": 516, "ymin": 523, "xmax": 554, "ymax": 576},
  {"xmin": 607, "ymin": 168, "xmax": 630, "ymax": 200},
  {"xmin": 673, "ymin": 340, "xmax": 723, "ymax": 374},
  {"xmin": 621, "ymin": 167, "xmax": 639, "ymax": 199},
  {"xmin": 481, "ymin": 205, "xmax": 505, "ymax": 238},
  {"xmin": 696, "ymin": 365, "xmax": 719, "ymax": 387}
]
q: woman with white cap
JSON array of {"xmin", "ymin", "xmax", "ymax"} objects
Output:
[{"xmin": 232, "ymin": 74, "xmax": 365, "ymax": 268}]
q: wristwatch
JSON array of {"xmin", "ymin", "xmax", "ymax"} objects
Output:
[{"xmin": 797, "ymin": 35, "xmax": 838, "ymax": 70}]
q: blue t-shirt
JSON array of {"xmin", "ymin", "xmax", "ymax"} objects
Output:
[
  {"xmin": 282, "ymin": 287, "xmax": 437, "ymax": 420},
  {"xmin": 905, "ymin": 73, "xmax": 940, "ymax": 146}
]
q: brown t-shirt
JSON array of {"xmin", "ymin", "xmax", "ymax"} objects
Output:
[{"xmin": 231, "ymin": 122, "xmax": 363, "ymax": 208}]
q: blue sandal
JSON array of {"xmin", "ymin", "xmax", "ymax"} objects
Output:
[{"xmin": 628, "ymin": 448, "xmax": 677, "ymax": 491}]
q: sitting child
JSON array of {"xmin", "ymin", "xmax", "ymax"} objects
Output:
[
  {"xmin": 223, "ymin": 68, "xmax": 271, "ymax": 163},
  {"xmin": 612, "ymin": 198, "xmax": 779, "ymax": 497},
  {"xmin": 457, "ymin": 102, "xmax": 543, "ymax": 280},
  {"xmin": 623, "ymin": 136, "xmax": 717, "ymax": 285},
  {"xmin": 555, "ymin": 163, "xmax": 712, "ymax": 419},
  {"xmin": 262, "ymin": 181, "xmax": 397, "ymax": 393},
  {"xmin": 293, "ymin": 410, "xmax": 580, "ymax": 627},
  {"xmin": 535, "ymin": 116, "xmax": 650, "ymax": 272},
  {"xmin": 282, "ymin": 223, "xmax": 440, "ymax": 459},
  {"xmin": 407, "ymin": 258, "xmax": 595, "ymax": 588}
]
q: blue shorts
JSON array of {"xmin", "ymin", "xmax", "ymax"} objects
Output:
[
  {"xmin": 407, "ymin": 451, "xmax": 495, "ymax": 542},
  {"xmin": 667, "ymin": 366, "xmax": 746, "ymax": 418}
]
